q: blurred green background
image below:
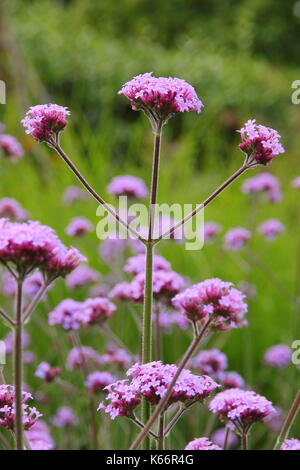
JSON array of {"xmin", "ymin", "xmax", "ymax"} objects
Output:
[{"xmin": 0, "ymin": 0, "xmax": 299, "ymax": 450}]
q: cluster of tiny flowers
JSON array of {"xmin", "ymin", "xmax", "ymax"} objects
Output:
[
  {"xmin": 238, "ymin": 119, "xmax": 285, "ymax": 165},
  {"xmin": 66, "ymin": 346, "xmax": 102, "ymax": 371},
  {"xmin": 157, "ymin": 311, "xmax": 189, "ymax": 331},
  {"xmin": 211, "ymin": 428, "xmax": 238, "ymax": 449},
  {"xmin": 65, "ymin": 217, "xmax": 93, "ymax": 237},
  {"xmin": 0, "ymin": 134, "xmax": 24, "ymax": 160},
  {"xmin": 281, "ymin": 438, "xmax": 300, "ymax": 450},
  {"xmin": 49, "ymin": 296, "xmax": 116, "ymax": 330},
  {"xmin": 65, "ymin": 265, "xmax": 100, "ymax": 289},
  {"xmin": 203, "ymin": 222, "xmax": 222, "ymax": 244},
  {"xmin": 3, "ymin": 330, "xmax": 30, "ymax": 353},
  {"xmin": 184, "ymin": 437, "xmax": 221, "ymax": 450},
  {"xmin": 85, "ymin": 371, "xmax": 116, "ymax": 394},
  {"xmin": 99, "ymin": 361, "xmax": 219, "ymax": 419},
  {"xmin": 124, "ymin": 254, "xmax": 170, "ymax": 275},
  {"xmin": 257, "ymin": 219, "xmax": 284, "ymax": 241},
  {"xmin": 0, "ymin": 218, "xmax": 86, "ymax": 279},
  {"xmin": 223, "ymin": 227, "xmax": 251, "ymax": 251},
  {"xmin": 209, "ymin": 388, "xmax": 276, "ymax": 429},
  {"xmin": 263, "ymin": 344, "xmax": 292, "ymax": 368},
  {"xmin": 107, "ymin": 175, "xmax": 148, "ymax": 198},
  {"xmin": 218, "ymin": 371, "xmax": 245, "ymax": 389},
  {"xmin": 0, "ymin": 198, "xmax": 27, "ymax": 220},
  {"xmin": 1, "ymin": 271, "xmax": 46, "ymax": 298},
  {"xmin": 51, "ymin": 406, "xmax": 78, "ymax": 427},
  {"xmin": 172, "ymin": 278, "xmax": 248, "ymax": 330},
  {"xmin": 242, "ymin": 173, "xmax": 282, "ymax": 202},
  {"xmin": 98, "ymin": 343, "xmax": 132, "ymax": 369},
  {"xmin": 25, "ymin": 420, "xmax": 55, "ymax": 450},
  {"xmin": 62, "ymin": 186, "xmax": 89, "ymax": 204},
  {"xmin": 35, "ymin": 362, "xmax": 61, "ymax": 383},
  {"xmin": 191, "ymin": 349, "xmax": 228, "ymax": 376},
  {"xmin": 119, "ymin": 73, "xmax": 203, "ymax": 124},
  {"xmin": 0, "ymin": 385, "xmax": 42, "ymax": 431},
  {"xmin": 22, "ymin": 104, "xmax": 70, "ymax": 142}
]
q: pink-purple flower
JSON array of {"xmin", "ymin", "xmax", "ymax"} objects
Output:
[
  {"xmin": 184, "ymin": 437, "xmax": 221, "ymax": 450},
  {"xmin": 63, "ymin": 186, "xmax": 89, "ymax": 204},
  {"xmin": 0, "ymin": 385, "xmax": 42, "ymax": 431},
  {"xmin": 65, "ymin": 217, "xmax": 93, "ymax": 237},
  {"xmin": 242, "ymin": 173, "xmax": 282, "ymax": 202},
  {"xmin": 0, "ymin": 198, "xmax": 27, "ymax": 220},
  {"xmin": 212, "ymin": 428, "xmax": 238, "ymax": 449},
  {"xmin": 238, "ymin": 119, "xmax": 284, "ymax": 165},
  {"xmin": 66, "ymin": 346, "xmax": 102, "ymax": 371},
  {"xmin": 172, "ymin": 278, "xmax": 248, "ymax": 330},
  {"xmin": 35, "ymin": 362, "xmax": 61, "ymax": 383},
  {"xmin": 219, "ymin": 371, "xmax": 245, "ymax": 389},
  {"xmin": 124, "ymin": 254, "xmax": 171, "ymax": 275},
  {"xmin": 107, "ymin": 175, "xmax": 148, "ymax": 199},
  {"xmin": 65, "ymin": 265, "xmax": 100, "ymax": 289},
  {"xmin": 119, "ymin": 73, "xmax": 203, "ymax": 127},
  {"xmin": 25, "ymin": 420, "xmax": 55, "ymax": 450},
  {"xmin": 22, "ymin": 104, "xmax": 70, "ymax": 142},
  {"xmin": 51, "ymin": 406, "xmax": 78, "ymax": 427},
  {"xmin": 0, "ymin": 134, "xmax": 24, "ymax": 160},
  {"xmin": 203, "ymin": 222, "xmax": 222, "ymax": 244},
  {"xmin": 224, "ymin": 227, "xmax": 251, "ymax": 251},
  {"xmin": 85, "ymin": 371, "xmax": 116, "ymax": 394},
  {"xmin": 291, "ymin": 176, "xmax": 300, "ymax": 190},
  {"xmin": 263, "ymin": 344, "xmax": 292, "ymax": 368},
  {"xmin": 191, "ymin": 349, "xmax": 228, "ymax": 376},
  {"xmin": 257, "ymin": 219, "xmax": 284, "ymax": 241},
  {"xmin": 281, "ymin": 438, "xmax": 300, "ymax": 450}
]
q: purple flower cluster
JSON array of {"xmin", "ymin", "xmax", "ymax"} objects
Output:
[
  {"xmin": 238, "ymin": 119, "xmax": 285, "ymax": 165},
  {"xmin": 119, "ymin": 73, "xmax": 203, "ymax": 125},
  {"xmin": 0, "ymin": 218, "xmax": 86, "ymax": 279},
  {"xmin": 209, "ymin": 388, "xmax": 276, "ymax": 430},
  {"xmin": 22, "ymin": 104, "xmax": 70, "ymax": 142},
  {"xmin": 99, "ymin": 361, "xmax": 219, "ymax": 420},
  {"xmin": 0, "ymin": 385, "xmax": 42, "ymax": 431},
  {"xmin": 66, "ymin": 346, "xmax": 102, "ymax": 371},
  {"xmin": 0, "ymin": 198, "xmax": 27, "ymax": 220},
  {"xmin": 203, "ymin": 222, "xmax": 222, "ymax": 244},
  {"xmin": 212, "ymin": 428, "xmax": 238, "ymax": 449},
  {"xmin": 98, "ymin": 343, "xmax": 132, "ymax": 369},
  {"xmin": 172, "ymin": 278, "xmax": 248, "ymax": 330},
  {"xmin": 63, "ymin": 186, "xmax": 88, "ymax": 204},
  {"xmin": 184, "ymin": 437, "xmax": 221, "ymax": 450},
  {"xmin": 124, "ymin": 254, "xmax": 171, "ymax": 275},
  {"xmin": 49, "ymin": 296, "xmax": 116, "ymax": 330},
  {"xmin": 281, "ymin": 438, "xmax": 300, "ymax": 450},
  {"xmin": 0, "ymin": 134, "xmax": 24, "ymax": 160},
  {"xmin": 224, "ymin": 227, "xmax": 251, "ymax": 251},
  {"xmin": 51, "ymin": 406, "xmax": 78, "ymax": 428},
  {"xmin": 218, "ymin": 371, "xmax": 245, "ymax": 389},
  {"xmin": 65, "ymin": 265, "xmax": 100, "ymax": 289},
  {"xmin": 85, "ymin": 371, "xmax": 116, "ymax": 394},
  {"xmin": 26, "ymin": 420, "xmax": 55, "ymax": 450},
  {"xmin": 107, "ymin": 175, "xmax": 148, "ymax": 199},
  {"xmin": 263, "ymin": 344, "xmax": 292, "ymax": 368},
  {"xmin": 191, "ymin": 349, "xmax": 228, "ymax": 376},
  {"xmin": 65, "ymin": 217, "xmax": 93, "ymax": 237},
  {"xmin": 242, "ymin": 173, "xmax": 282, "ymax": 202},
  {"xmin": 291, "ymin": 176, "xmax": 300, "ymax": 190},
  {"xmin": 257, "ymin": 219, "xmax": 284, "ymax": 241},
  {"xmin": 35, "ymin": 362, "xmax": 61, "ymax": 383}
]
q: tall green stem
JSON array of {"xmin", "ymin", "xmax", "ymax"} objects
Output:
[
  {"xmin": 14, "ymin": 279, "xmax": 23, "ymax": 450},
  {"xmin": 141, "ymin": 127, "xmax": 162, "ymax": 450},
  {"xmin": 274, "ymin": 390, "xmax": 300, "ymax": 450},
  {"xmin": 241, "ymin": 433, "xmax": 248, "ymax": 450}
]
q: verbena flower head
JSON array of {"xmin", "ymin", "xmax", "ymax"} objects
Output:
[
  {"xmin": 238, "ymin": 119, "xmax": 284, "ymax": 166},
  {"xmin": 65, "ymin": 217, "xmax": 93, "ymax": 237},
  {"xmin": 212, "ymin": 428, "xmax": 238, "ymax": 449},
  {"xmin": 157, "ymin": 311, "xmax": 189, "ymax": 331},
  {"xmin": 65, "ymin": 265, "xmax": 100, "ymax": 289},
  {"xmin": 0, "ymin": 134, "xmax": 24, "ymax": 160},
  {"xmin": 0, "ymin": 198, "xmax": 27, "ymax": 221},
  {"xmin": 25, "ymin": 420, "xmax": 55, "ymax": 450},
  {"xmin": 79, "ymin": 297, "xmax": 116, "ymax": 325},
  {"xmin": 172, "ymin": 278, "xmax": 248, "ymax": 330},
  {"xmin": 219, "ymin": 371, "xmax": 245, "ymax": 389},
  {"xmin": 98, "ymin": 343, "xmax": 132, "ymax": 369},
  {"xmin": 263, "ymin": 344, "xmax": 292, "ymax": 368},
  {"xmin": 281, "ymin": 438, "xmax": 300, "ymax": 450},
  {"xmin": 209, "ymin": 388, "xmax": 276, "ymax": 432},
  {"xmin": 119, "ymin": 73, "xmax": 203, "ymax": 129},
  {"xmin": 66, "ymin": 346, "xmax": 102, "ymax": 371},
  {"xmin": 99, "ymin": 361, "xmax": 219, "ymax": 420},
  {"xmin": 107, "ymin": 175, "xmax": 148, "ymax": 198},
  {"xmin": 242, "ymin": 173, "xmax": 282, "ymax": 202},
  {"xmin": 22, "ymin": 104, "xmax": 70, "ymax": 142},
  {"xmin": 132, "ymin": 270, "xmax": 186, "ymax": 303},
  {"xmin": 291, "ymin": 176, "xmax": 300, "ymax": 190},
  {"xmin": 184, "ymin": 437, "xmax": 221, "ymax": 450},
  {"xmin": 0, "ymin": 219, "xmax": 86, "ymax": 279},
  {"xmin": 35, "ymin": 362, "xmax": 61, "ymax": 383},
  {"xmin": 63, "ymin": 186, "xmax": 89, "ymax": 204},
  {"xmin": 191, "ymin": 349, "xmax": 228, "ymax": 376},
  {"xmin": 257, "ymin": 219, "xmax": 284, "ymax": 241},
  {"xmin": 51, "ymin": 406, "xmax": 78, "ymax": 427},
  {"xmin": 48, "ymin": 298, "xmax": 82, "ymax": 330},
  {"xmin": 203, "ymin": 222, "xmax": 222, "ymax": 244},
  {"xmin": 124, "ymin": 254, "xmax": 171, "ymax": 275},
  {"xmin": 224, "ymin": 227, "xmax": 251, "ymax": 251},
  {"xmin": 85, "ymin": 371, "xmax": 116, "ymax": 394},
  {"xmin": 0, "ymin": 385, "xmax": 42, "ymax": 431},
  {"xmin": 4, "ymin": 330, "xmax": 30, "ymax": 353}
]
